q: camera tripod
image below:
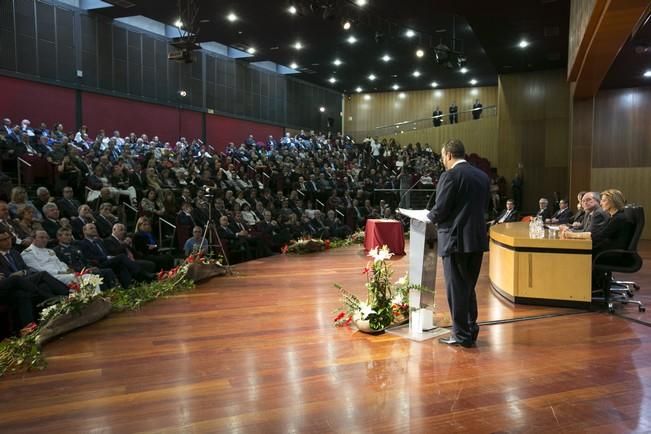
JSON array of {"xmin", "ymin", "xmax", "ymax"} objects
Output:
[{"xmin": 198, "ymin": 194, "xmax": 233, "ymax": 275}]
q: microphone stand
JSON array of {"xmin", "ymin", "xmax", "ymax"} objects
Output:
[{"xmin": 398, "ymin": 177, "xmax": 423, "ymax": 210}]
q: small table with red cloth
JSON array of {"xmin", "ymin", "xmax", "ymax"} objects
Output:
[{"xmin": 364, "ymin": 219, "xmax": 406, "ymax": 255}]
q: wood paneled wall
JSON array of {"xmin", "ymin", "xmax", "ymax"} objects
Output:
[
  {"xmin": 589, "ymin": 86, "xmax": 651, "ymax": 239},
  {"xmin": 568, "ymin": 0, "xmax": 599, "ymax": 80},
  {"xmin": 497, "ymin": 69, "xmax": 571, "ymax": 213},
  {"xmin": 343, "ymin": 86, "xmax": 497, "ymax": 138},
  {"xmin": 378, "ymin": 117, "xmax": 498, "ymax": 164}
]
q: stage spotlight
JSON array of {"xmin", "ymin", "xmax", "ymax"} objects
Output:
[{"xmin": 342, "ymin": 19, "xmax": 352, "ymax": 30}]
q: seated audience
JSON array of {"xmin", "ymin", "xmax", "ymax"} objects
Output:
[
  {"xmin": 132, "ymin": 217, "xmax": 174, "ymax": 271},
  {"xmin": 184, "ymin": 226, "xmax": 209, "ymax": 256},
  {"xmin": 54, "ymin": 228, "xmax": 116, "ymax": 290},
  {"xmin": 21, "ymin": 230, "xmax": 76, "ymax": 285}
]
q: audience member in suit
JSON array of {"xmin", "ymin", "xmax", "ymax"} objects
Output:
[
  {"xmin": 0, "ymin": 229, "xmax": 40, "ymax": 330},
  {"xmin": 230, "ymin": 211, "xmax": 273, "ymax": 258},
  {"xmin": 427, "ymin": 139, "xmax": 489, "ymax": 348},
  {"xmin": 53, "ymin": 228, "xmax": 116, "ymax": 291},
  {"xmin": 448, "ymin": 102, "xmax": 458, "ymax": 124},
  {"xmin": 41, "ymin": 202, "xmax": 65, "ymax": 241},
  {"xmin": 489, "ymin": 199, "xmax": 520, "ymax": 225},
  {"xmin": 0, "ymin": 200, "xmax": 29, "ymax": 249},
  {"xmin": 56, "ymin": 187, "xmax": 81, "ymax": 220},
  {"xmin": 535, "ymin": 198, "xmax": 553, "ymax": 221},
  {"xmin": 71, "ymin": 204, "xmax": 95, "ymax": 240},
  {"xmin": 103, "ymin": 223, "xmax": 157, "ymax": 275},
  {"xmin": 217, "ymin": 215, "xmax": 251, "ymax": 262},
  {"xmin": 132, "ymin": 217, "xmax": 174, "ymax": 271},
  {"xmin": 549, "ymin": 199, "xmax": 572, "ymax": 225},
  {"xmin": 94, "ymin": 202, "xmax": 119, "ymax": 239},
  {"xmin": 76, "ymin": 222, "xmax": 141, "ymax": 288},
  {"xmin": 432, "ymin": 106, "xmax": 443, "ymax": 127}
]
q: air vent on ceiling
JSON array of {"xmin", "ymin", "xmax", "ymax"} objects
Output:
[
  {"xmin": 103, "ymin": 0, "xmax": 136, "ymax": 8},
  {"xmin": 544, "ymin": 26, "xmax": 560, "ymax": 37}
]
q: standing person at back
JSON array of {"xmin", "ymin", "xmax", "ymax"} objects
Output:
[{"xmin": 427, "ymin": 139, "xmax": 490, "ymax": 348}]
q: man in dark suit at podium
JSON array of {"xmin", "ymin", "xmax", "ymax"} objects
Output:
[{"xmin": 427, "ymin": 139, "xmax": 489, "ymax": 348}]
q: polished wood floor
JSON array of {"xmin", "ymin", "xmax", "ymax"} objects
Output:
[{"xmin": 1, "ymin": 242, "xmax": 651, "ymax": 433}]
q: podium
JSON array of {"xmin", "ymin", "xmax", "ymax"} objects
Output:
[{"xmin": 389, "ymin": 209, "xmax": 449, "ymax": 341}]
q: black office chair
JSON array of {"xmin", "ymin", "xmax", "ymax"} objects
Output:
[{"xmin": 592, "ymin": 205, "xmax": 645, "ymax": 313}]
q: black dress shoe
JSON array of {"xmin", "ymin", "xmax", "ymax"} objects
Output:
[
  {"xmin": 439, "ymin": 336, "xmax": 474, "ymax": 348},
  {"xmin": 472, "ymin": 327, "xmax": 479, "ymax": 342}
]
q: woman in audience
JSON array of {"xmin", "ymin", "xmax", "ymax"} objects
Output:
[
  {"xmin": 13, "ymin": 206, "xmax": 44, "ymax": 241},
  {"xmin": 9, "ymin": 187, "xmax": 42, "ymax": 221},
  {"xmin": 145, "ymin": 167, "xmax": 163, "ymax": 190},
  {"xmin": 132, "ymin": 217, "xmax": 174, "ymax": 271},
  {"xmin": 140, "ymin": 189, "xmax": 166, "ymax": 218}
]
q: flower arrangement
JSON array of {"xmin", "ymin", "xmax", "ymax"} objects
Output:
[
  {"xmin": 350, "ymin": 230, "xmax": 365, "ymax": 244},
  {"xmin": 333, "ymin": 245, "xmax": 427, "ymax": 332},
  {"xmin": 284, "ymin": 238, "xmax": 325, "ymax": 254},
  {"xmin": 40, "ymin": 270, "xmax": 104, "ymax": 323}
]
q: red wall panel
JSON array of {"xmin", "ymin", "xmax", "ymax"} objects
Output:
[
  {"xmin": 0, "ymin": 76, "xmax": 75, "ymax": 131},
  {"xmin": 179, "ymin": 109, "xmax": 202, "ymax": 142},
  {"xmin": 82, "ymin": 93, "xmax": 183, "ymax": 142},
  {"xmin": 205, "ymin": 114, "xmax": 283, "ymax": 152}
]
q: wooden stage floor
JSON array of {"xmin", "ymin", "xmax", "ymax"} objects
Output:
[{"xmin": 2, "ymin": 241, "xmax": 651, "ymax": 433}]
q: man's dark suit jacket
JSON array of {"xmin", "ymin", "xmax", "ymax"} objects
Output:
[
  {"xmin": 427, "ymin": 162, "xmax": 490, "ymax": 256},
  {"xmin": 536, "ymin": 207, "xmax": 552, "ymax": 221},
  {"xmin": 76, "ymin": 238, "xmax": 111, "ymax": 265},
  {"xmin": 0, "ymin": 249, "xmax": 29, "ymax": 275},
  {"xmin": 551, "ymin": 207, "xmax": 571, "ymax": 224},
  {"xmin": 57, "ymin": 198, "xmax": 80, "ymax": 219},
  {"xmin": 494, "ymin": 209, "xmax": 520, "ymax": 224},
  {"xmin": 581, "ymin": 207, "xmax": 610, "ymax": 238},
  {"xmin": 103, "ymin": 235, "xmax": 131, "ymax": 257},
  {"xmin": 94, "ymin": 214, "xmax": 114, "ymax": 239}
]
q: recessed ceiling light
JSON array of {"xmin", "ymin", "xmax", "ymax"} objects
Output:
[
  {"xmin": 398, "ymin": 92, "xmax": 406, "ymax": 99},
  {"xmin": 178, "ymin": 90, "xmax": 187, "ymax": 97},
  {"xmin": 430, "ymin": 81, "xmax": 438, "ymax": 87},
  {"xmin": 342, "ymin": 19, "xmax": 352, "ymax": 30},
  {"xmin": 355, "ymin": 86, "xmax": 363, "ymax": 93},
  {"xmin": 459, "ymin": 67, "xmax": 468, "ymax": 74},
  {"xmin": 226, "ymin": 12, "xmax": 238, "ymax": 22},
  {"xmin": 644, "ymin": 70, "xmax": 651, "ymax": 77},
  {"xmin": 416, "ymin": 49, "xmax": 424, "ymax": 58},
  {"xmin": 405, "ymin": 29, "xmax": 415, "ymax": 38},
  {"xmin": 368, "ymin": 74, "xmax": 376, "ymax": 81},
  {"xmin": 319, "ymin": 106, "xmax": 326, "ymax": 112},
  {"xmin": 469, "ymin": 79, "xmax": 478, "ymax": 85},
  {"xmin": 174, "ymin": 18, "xmax": 183, "ymax": 28},
  {"xmin": 355, "ymin": 0, "xmax": 367, "ymax": 6},
  {"xmin": 363, "ymin": 94, "xmax": 371, "ymax": 100},
  {"xmin": 382, "ymin": 54, "xmax": 391, "ymax": 62},
  {"xmin": 290, "ymin": 62, "xmax": 298, "ymax": 69},
  {"xmin": 293, "ymin": 41, "xmax": 303, "ymax": 50},
  {"xmin": 246, "ymin": 47, "xmax": 256, "ymax": 54},
  {"xmin": 347, "ymin": 35, "xmax": 357, "ymax": 44},
  {"xmin": 288, "ymin": 5, "xmax": 297, "ymax": 14},
  {"xmin": 328, "ymin": 77, "xmax": 337, "ymax": 83},
  {"xmin": 412, "ymin": 70, "xmax": 421, "ymax": 77},
  {"xmin": 518, "ymin": 39, "xmax": 529, "ymax": 48},
  {"xmin": 392, "ymin": 84, "xmax": 399, "ymax": 90},
  {"xmin": 333, "ymin": 58, "xmax": 342, "ymax": 66}
]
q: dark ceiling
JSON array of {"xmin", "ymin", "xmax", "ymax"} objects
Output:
[
  {"xmin": 93, "ymin": 0, "xmax": 569, "ymax": 94},
  {"xmin": 602, "ymin": 12, "xmax": 651, "ymax": 89}
]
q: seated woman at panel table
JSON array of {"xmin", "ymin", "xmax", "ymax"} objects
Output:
[{"xmin": 561, "ymin": 189, "xmax": 634, "ymax": 255}]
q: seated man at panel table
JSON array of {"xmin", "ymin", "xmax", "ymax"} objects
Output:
[
  {"xmin": 548, "ymin": 199, "xmax": 572, "ymax": 225},
  {"xmin": 489, "ymin": 199, "xmax": 520, "ymax": 225},
  {"xmin": 560, "ymin": 191, "xmax": 611, "ymax": 243},
  {"xmin": 536, "ymin": 198, "xmax": 553, "ymax": 221}
]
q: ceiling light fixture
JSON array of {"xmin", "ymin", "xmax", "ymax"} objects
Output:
[
  {"xmin": 416, "ymin": 49, "xmax": 424, "ymax": 58},
  {"xmin": 430, "ymin": 81, "xmax": 438, "ymax": 87},
  {"xmin": 178, "ymin": 90, "xmax": 187, "ymax": 97},
  {"xmin": 459, "ymin": 67, "xmax": 468, "ymax": 74},
  {"xmin": 347, "ymin": 35, "xmax": 357, "ymax": 44},
  {"xmin": 246, "ymin": 47, "xmax": 256, "ymax": 54},
  {"xmin": 469, "ymin": 78, "xmax": 478, "ymax": 85},
  {"xmin": 328, "ymin": 77, "xmax": 337, "ymax": 83},
  {"xmin": 412, "ymin": 70, "xmax": 421, "ymax": 77},
  {"xmin": 294, "ymin": 41, "xmax": 303, "ymax": 50},
  {"xmin": 290, "ymin": 62, "xmax": 298, "ymax": 69},
  {"xmin": 381, "ymin": 54, "xmax": 391, "ymax": 62},
  {"xmin": 392, "ymin": 84, "xmax": 399, "ymax": 90},
  {"xmin": 319, "ymin": 106, "xmax": 326, "ymax": 112},
  {"xmin": 288, "ymin": 5, "xmax": 297, "ymax": 15},
  {"xmin": 355, "ymin": 86, "xmax": 363, "ymax": 92},
  {"xmin": 333, "ymin": 58, "xmax": 342, "ymax": 66},
  {"xmin": 518, "ymin": 39, "xmax": 529, "ymax": 48},
  {"xmin": 174, "ymin": 18, "xmax": 183, "ymax": 28},
  {"xmin": 342, "ymin": 19, "xmax": 352, "ymax": 30},
  {"xmin": 644, "ymin": 70, "xmax": 651, "ymax": 77},
  {"xmin": 368, "ymin": 74, "xmax": 376, "ymax": 81},
  {"xmin": 226, "ymin": 12, "xmax": 238, "ymax": 22},
  {"xmin": 405, "ymin": 29, "xmax": 415, "ymax": 38},
  {"xmin": 355, "ymin": 0, "xmax": 367, "ymax": 6}
]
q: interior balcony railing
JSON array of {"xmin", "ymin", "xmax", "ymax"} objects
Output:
[{"xmin": 347, "ymin": 104, "xmax": 497, "ymax": 139}]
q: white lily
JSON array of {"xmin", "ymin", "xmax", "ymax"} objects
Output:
[
  {"xmin": 368, "ymin": 245, "xmax": 394, "ymax": 263},
  {"xmin": 391, "ymin": 293, "xmax": 405, "ymax": 305},
  {"xmin": 395, "ymin": 273, "xmax": 408, "ymax": 286},
  {"xmin": 358, "ymin": 301, "xmax": 376, "ymax": 320}
]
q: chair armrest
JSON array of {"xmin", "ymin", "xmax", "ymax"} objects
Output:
[{"xmin": 592, "ymin": 249, "xmax": 638, "ymax": 266}]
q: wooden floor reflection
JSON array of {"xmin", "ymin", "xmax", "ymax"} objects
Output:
[{"xmin": 1, "ymin": 241, "xmax": 651, "ymax": 433}]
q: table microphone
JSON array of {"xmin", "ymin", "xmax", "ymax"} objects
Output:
[{"xmin": 399, "ymin": 176, "xmax": 426, "ymax": 209}]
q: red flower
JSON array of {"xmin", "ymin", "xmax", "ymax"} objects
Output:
[
  {"xmin": 344, "ymin": 315, "xmax": 353, "ymax": 326},
  {"xmin": 362, "ymin": 267, "xmax": 370, "ymax": 275},
  {"xmin": 324, "ymin": 239, "xmax": 331, "ymax": 249},
  {"xmin": 333, "ymin": 311, "xmax": 345, "ymax": 322},
  {"xmin": 281, "ymin": 245, "xmax": 289, "ymax": 254},
  {"xmin": 186, "ymin": 255, "xmax": 195, "ymax": 264}
]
